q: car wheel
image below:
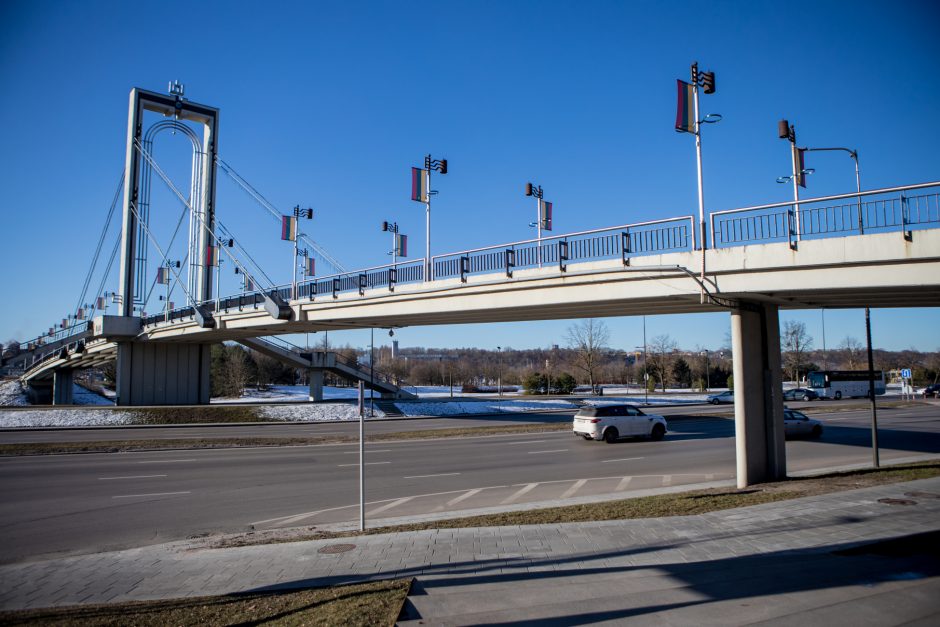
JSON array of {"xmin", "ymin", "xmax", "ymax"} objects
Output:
[
  {"xmin": 650, "ymin": 424, "xmax": 666, "ymax": 441},
  {"xmin": 604, "ymin": 427, "xmax": 619, "ymax": 444},
  {"xmin": 710, "ymin": 398, "xmax": 720, "ymax": 405},
  {"xmin": 802, "ymin": 394, "xmax": 811, "ymax": 401},
  {"xmin": 834, "ymin": 391, "xmax": 842, "ymax": 400},
  {"xmin": 811, "ymin": 425, "xmax": 822, "ymax": 438}
]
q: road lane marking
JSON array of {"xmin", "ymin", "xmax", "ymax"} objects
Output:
[
  {"xmin": 366, "ymin": 496, "xmax": 414, "ymax": 516},
  {"xmin": 137, "ymin": 459, "xmax": 196, "ymax": 464},
  {"xmin": 337, "ymin": 461, "xmax": 391, "ymax": 467},
  {"xmin": 404, "ymin": 473, "xmax": 461, "ymax": 479},
  {"xmin": 527, "ymin": 449, "xmax": 567, "ymax": 454},
  {"xmin": 615, "ymin": 476, "xmax": 633, "ymax": 491},
  {"xmin": 99, "ymin": 475, "xmax": 167, "ymax": 480},
  {"xmin": 559, "ymin": 479, "xmax": 587, "ymax": 499},
  {"xmin": 601, "ymin": 457, "xmax": 644, "ymax": 463},
  {"xmin": 112, "ymin": 491, "xmax": 190, "ymax": 499},
  {"xmin": 663, "ymin": 475, "xmax": 673, "ymax": 486},
  {"xmin": 343, "ymin": 450, "xmax": 392, "ymax": 454},
  {"xmin": 493, "ymin": 439, "xmax": 551, "ymax": 445},
  {"xmin": 447, "ymin": 488, "xmax": 483, "ymax": 506},
  {"xmin": 501, "ymin": 483, "xmax": 538, "ymax": 504}
]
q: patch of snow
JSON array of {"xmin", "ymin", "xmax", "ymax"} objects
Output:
[
  {"xmin": 394, "ymin": 399, "xmax": 580, "ymax": 416},
  {"xmin": 0, "ymin": 380, "xmax": 29, "ymax": 406},
  {"xmin": 211, "ymin": 385, "xmax": 365, "ymax": 404},
  {"xmin": 0, "ymin": 409, "xmax": 138, "ymax": 428},
  {"xmin": 72, "ymin": 384, "xmax": 114, "ymax": 406},
  {"xmin": 260, "ymin": 402, "xmax": 385, "ymax": 421}
]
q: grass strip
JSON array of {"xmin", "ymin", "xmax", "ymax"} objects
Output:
[
  {"xmin": 210, "ymin": 461, "xmax": 940, "ymax": 549},
  {"xmin": 0, "ymin": 423, "xmax": 574, "ymax": 456},
  {"xmin": 0, "ymin": 577, "xmax": 412, "ymax": 627}
]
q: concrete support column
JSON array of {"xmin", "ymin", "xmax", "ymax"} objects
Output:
[
  {"xmin": 116, "ymin": 342, "xmax": 210, "ymax": 406},
  {"xmin": 731, "ymin": 301, "xmax": 786, "ymax": 487},
  {"xmin": 52, "ymin": 370, "xmax": 74, "ymax": 405},
  {"xmin": 308, "ymin": 369, "xmax": 324, "ymax": 402}
]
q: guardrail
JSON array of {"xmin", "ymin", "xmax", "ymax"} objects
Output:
[{"xmin": 710, "ymin": 182, "xmax": 940, "ymax": 249}]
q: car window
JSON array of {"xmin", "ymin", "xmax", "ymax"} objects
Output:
[{"xmin": 625, "ymin": 407, "xmax": 639, "ymax": 416}]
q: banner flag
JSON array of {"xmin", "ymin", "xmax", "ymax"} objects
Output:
[
  {"xmin": 96, "ymin": 296, "xmax": 106, "ymax": 310},
  {"xmin": 244, "ymin": 276, "xmax": 255, "ymax": 291},
  {"xmin": 281, "ymin": 215, "xmax": 298, "ymax": 241},
  {"xmin": 61, "ymin": 318, "xmax": 68, "ymax": 329},
  {"xmin": 305, "ymin": 256, "xmax": 316, "ymax": 277},
  {"xmin": 396, "ymin": 233, "xmax": 408, "ymax": 257},
  {"xmin": 411, "ymin": 167, "xmax": 428, "ymax": 203},
  {"xmin": 675, "ymin": 79, "xmax": 695, "ymax": 133},
  {"xmin": 794, "ymin": 146, "xmax": 807, "ymax": 188},
  {"xmin": 205, "ymin": 245, "xmax": 219, "ymax": 267},
  {"xmin": 540, "ymin": 200, "xmax": 553, "ymax": 231},
  {"xmin": 76, "ymin": 308, "xmax": 85, "ymax": 320},
  {"xmin": 156, "ymin": 267, "xmax": 170, "ymax": 285}
]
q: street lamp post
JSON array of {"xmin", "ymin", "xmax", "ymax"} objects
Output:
[
  {"xmin": 412, "ymin": 155, "xmax": 447, "ymax": 281},
  {"xmin": 497, "ymin": 346, "xmax": 502, "ymax": 397},
  {"xmin": 525, "ymin": 183, "xmax": 550, "ymax": 268},
  {"xmin": 289, "ymin": 205, "xmax": 313, "ymax": 300},
  {"xmin": 701, "ymin": 349, "xmax": 710, "ymax": 392}
]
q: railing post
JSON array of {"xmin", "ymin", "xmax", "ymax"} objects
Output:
[
  {"xmin": 621, "ymin": 231, "xmax": 631, "ymax": 266},
  {"xmin": 332, "ymin": 277, "xmax": 340, "ymax": 300},
  {"xmin": 358, "ymin": 273, "xmax": 367, "ymax": 296},
  {"xmin": 388, "ymin": 267, "xmax": 397, "ymax": 292},
  {"xmin": 310, "ymin": 280, "xmax": 317, "ymax": 301},
  {"xmin": 787, "ymin": 209, "xmax": 797, "ymax": 250},
  {"xmin": 460, "ymin": 255, "xmax": 470, "ymax": 283},
  {"xmin": 505, "ymin": 248, "xmax": 515, "ymax": 278},
  {"xmin": 901, "ymin": 194, "xmax": 912, "ymax": 241},
  {"xmin": 558, "ymin": 240, "xmax": 568, "ymax": 272}
]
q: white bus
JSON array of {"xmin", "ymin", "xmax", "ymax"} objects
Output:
[{"xmin": 807, "ymin": 370, "xmax": 886, "ymax": 400}]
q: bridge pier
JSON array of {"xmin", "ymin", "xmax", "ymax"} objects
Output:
[
  {"xmin": 116, "ymin": 342, "xmax": 210, "ymax": 406},
  {"xmin": 52, "ymin": 369, "xmax": 74, "ymax": 405},
  {"xmin": 308, "ymin": 369, "xmax": 324, "ymax": 402},
  {"xmin": 731, "ymin": 301, "xmax": 787, "ymax": 487}
]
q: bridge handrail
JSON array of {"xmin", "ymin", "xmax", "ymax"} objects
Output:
[{"xmin": 710, "ymin": 181, "xmax": 940, "ymax": 248}]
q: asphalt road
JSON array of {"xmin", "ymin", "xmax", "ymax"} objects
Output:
[{"xmin": 0, "ymin": 402, "xmax": 937, "ymax": 565}]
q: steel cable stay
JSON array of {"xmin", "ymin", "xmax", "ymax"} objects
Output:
[
  {"xmin": 73, "ymin": 170, "xmax": 124, "ymax": 320},
  {"xmin": 216, "ymin": 157, "xmax": 347, "ymax": 275},
  {"xmin": 134, "ymin": 140, "xmax": 269, "ymax": 301},
  {"xmin": 216, "ymin": 221, "xmax": 277, "ymax": 288},
  {"xmin": 141, "ymin": 188, "xmax": 198, "ymax": 313}
]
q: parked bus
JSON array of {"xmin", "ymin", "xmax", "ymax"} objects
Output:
[{"xmin": 807, "ymin": 370, "xmax": 886, "ymax": 400}]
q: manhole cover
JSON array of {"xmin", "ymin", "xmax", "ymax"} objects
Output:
[
  {"xmin": 878, "ymin": 498, "xmax": 917, "ymax": 506},
  {"xmin": 318, "ymin": 543, "xmax": 356, "ymax": 554},
  {"xmin": 904, "ymin": 491, "xmax": 940, "ymax": 499}
]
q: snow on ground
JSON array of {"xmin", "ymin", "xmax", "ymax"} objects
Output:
[
  {"xmin": 72, "ymin": 384, "xmax": 113, "ymax": 406},
  {"xmin": 0, "ymin": 380, "xmax": 29, "ymax": 406},
  {"xmin": 211, "ymin": 385, "xmax": 363, "ymax": 404},
  {"xmin": 394, "ymin": 398, "xmax": 581, "ymax": 416},
  {"xmin": 260, "ymin": 402, "xmax": 385, "ymax": 421},
  {"xmin": 0, "ymin": 409, "xmax": 139, "ymax": 428}
]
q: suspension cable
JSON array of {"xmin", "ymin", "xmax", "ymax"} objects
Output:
[
  {"xmin": 216, "ymin": 157, "xmax": 347, "ymax": 274},
  {"xmin": 74, "ymin": 170, "xmax": 124, "ymax": 317}
]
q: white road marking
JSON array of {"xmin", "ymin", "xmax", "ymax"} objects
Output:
[
  {"xmin": 98, "ymin": 475, "xmax": 167, "ymax": 480},
  {"xmin": 560, "ymin": 479, "xmax": 587, "ymax": 499},
  {"xmin": 663, "ymin": 475, "xmax": 673, "ymax": 486},
  {"xmin": 447, "ymin": 488, "xmax": 483, "ymax": 506},
  {"xmin": 493, "ymin": 439, "xmax": 551, "ymax": 445},
  {"xmin": 527, "ymin": 449, "xmax": 567, "ymax": 454},
  {"xmin": 366, "ymin": 496, "xmax": 414, "ymax": 516},
  {"xmin": 337, "ymin": 461, "xmax": 391, "ymax": 467},
  {"xmin": 601, "ymin": 457, "xmax": 644, "ymax": 463},
  {"xmin": 615, "ymin": 476, "xmax": 633, "ymax": 491},
  {"xmin": 343, "ymin": 449, "xmax": 392, "ymax": 454},
  {"xmin": 403, "ymin": 473, "xmax": 461, "ymax": 479},
  {"xmin": 136, "ymin": 459, "xmax": 196, "ymax": 464},
  {"xmin": 501, "ymin": 483, "xmax": 538, "ymax": 504},
  {"xmin": 112, "ymin": 491, "xmax": 190, "ymax": 499}
]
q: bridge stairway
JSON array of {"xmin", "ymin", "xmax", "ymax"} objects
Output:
[
  {"xmin": 374, "ymin": 399, "xmax": 405, "ymax": 417},
  {"xmin": 237, "ymin": 337, "xmax": 417, "ymax": 400}
]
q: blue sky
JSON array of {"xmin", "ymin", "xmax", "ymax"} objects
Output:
[{"xmin": 1, "ymin": 0, "xmax": 938, "ymax": 353}]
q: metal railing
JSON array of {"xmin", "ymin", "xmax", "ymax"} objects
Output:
[
  {"xmin": 19, "ymin": 321, "xmax": 89, "ymax": 352},
  {"xmin": 710, "ymin": 182, "xmax": 940, "ymax": 248},
  {"xmin": 432, "ymin": 216, "xmax": 694, "ymax": 281}
]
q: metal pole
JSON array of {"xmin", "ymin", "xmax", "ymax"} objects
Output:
[
  {"xmin": 497, "ymin": 346, "xmax": 502, "ymax": 397},
  {"xmin": 643, "ymin": 316, "xmax": 648, "ymax": 405},
  {"xmin": 821, "ymin": 309, "xmax": 827, "ymax": 369},
  {"xmin": 358, "ymin": 381, "xmax": 365, "ymax": 531},
  {"xmin": 425, "ymin": 166, "xmax": 432, "ymax": 281},
  {"xmin": 789, "ymin": 128, "xmax": 802, "ymax": 239},
  {"xmin": 370, "ymin": 327, "xmax": 375, "ymax": 417},
  {"xmin": 854, "ymin": 152, "xmax": 863, "ymax": 233},
  {"xmin": 536, "ymin": 195, "xmax": 542, "ymax": 268},
  {"xmin": 165, "ymin": 267, "xmax": 170, "ymax": 322},
  {"xmin": 292, "ymin": 229, "xmax": 298, "ymax": 301},
  {"xmin": 392, "ymin": 225, "xmax": 397, "ymax": 266},
  {"xmin": 692, "ymin": 74, "xmax": 707, "ymax": 299},
  {"xmin": 865, "ymin": 307, "xmax": 880, "ymax": 467}
]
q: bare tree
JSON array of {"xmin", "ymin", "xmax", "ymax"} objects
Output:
[
  {"xmin": 782, "ymin": 320, "xmax": 813, "ymax": 383},
  {"xmin": 647, "ymin": 334, "xmax": 677, "ymax": 391},
  {"xmin": 565, "ymin": 319, "xmax": 610, "ymax": 392},
  {"xmin": 839, "ymin": 336, "xmax": 864, "ymax": 370}
]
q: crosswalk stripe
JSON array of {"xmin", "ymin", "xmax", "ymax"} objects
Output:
[
  {"xmin": 560, "ymin": 479, "xmax": 587, "ymax": 499},
  {"xmin": 501, "ymin": 483, "xmax": 538, "ymax": 504}
]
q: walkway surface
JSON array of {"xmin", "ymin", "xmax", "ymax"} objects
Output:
[{"xmin": 2, "ymin": 477, "xmax": 939, "ymax": 625}]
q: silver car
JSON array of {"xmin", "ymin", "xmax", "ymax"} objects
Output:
[
  {"xmin": 783, "ymin": 409, "xmax": 823, "ymax": 438},
  {"xmin": 707, "ymin": 391, "xmax": 734, "ymax": 405}
]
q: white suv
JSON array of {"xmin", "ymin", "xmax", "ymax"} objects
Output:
[{"xmin": 573, "ymin": 404, "xmax": 668, "ymax": 443}]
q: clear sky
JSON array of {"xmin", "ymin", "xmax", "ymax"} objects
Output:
[{"xmin": 1, "ymin": 0, "xmax": 938, "ymax": 354}]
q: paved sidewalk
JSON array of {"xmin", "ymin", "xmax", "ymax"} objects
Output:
[{"xmin": 2, "ymin": 478, "xmax": 939, "ymax": 624}]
